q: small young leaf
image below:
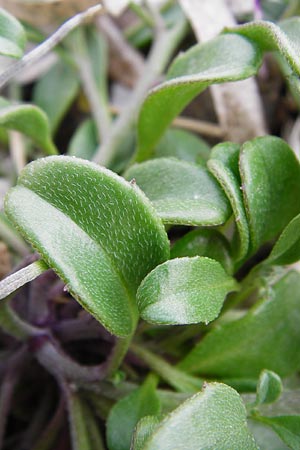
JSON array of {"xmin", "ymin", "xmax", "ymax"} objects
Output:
[
  {"xmin": 131, "ymin": 416, "xmax": 160, "ymax": 450},
  {"xmin": 0, "ymin": 8, "xmax": 26, "ymax": 58},
  {"xmin": 208, "ymin": 142, "xmax": 250, "ymax": 263},
  {"xmin": 0, "ymin": 101, "xmax": 58, "ymax": 155},
  {"xmin": 33, "ymin": 60, "xmax": 80, "ymax": 135},
  {"xmin": 171, "ymin": 228, "xmax": 233, "ymax": 274},
  {"xmin": 5, "ymin": 156, "xmax": 170, "ymax": 337},
  {"xmin": 256, "ymin": 370, "xmax": 283, "ymax": 406},
  {"xmin": 257, "ymin": 415, "xmax": 300, "ymax": 449},
  {"xmin": 125, "ymin": 158, "xmax": 231, "ymax": 226},
  {"xmin": 137, "ymin": 33, "xmax": 262, "ymax": 157},
  {"xmin": 179, "ymin": 270, "xmax": 300, "ymax": 378},
  {"xmin": 106, "ymin": 376, "xmax": 161, "ymax": 450},
  {"xmin": 239, "ymin": 136, "xmax": 300, "ymax": 252},
  {"xmin": 137, "ymin": 257, "xmax": 238, "ymax": 326},
  {"xmin": 266, "ymin": 213, "xmax": 300, "ymax": 266},
  {"xmin": 142, "ymin": 383, "xmax": 258, "ymax": 450},
  {"xmin": 136, "ymin": 128, "xmax": 210, "ymax": 164}
]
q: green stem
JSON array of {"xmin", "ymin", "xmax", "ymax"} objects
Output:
[
  {"xmin": 0, "ymin": 299, "xmax": 41, "ymax": 339},
  {"xmin": 130, "ymin": 343, "xmax": 203, "ymax": 393},
  {"xmin": 0, "ymin": 260, "xmax": 48, "ymax": 301},
  {"xmin": 93, "ymin": 12, "xmax": 188, "ymax": 166},
  {"xmin": 129, "ymin": 2, "xmax": 155, "ymax": 27},
  {"xmin": 105, "ymin": 333, "xmax": 135, "ymax": 379}
]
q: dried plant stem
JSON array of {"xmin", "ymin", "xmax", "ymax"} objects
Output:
[
  {"xmin": 0, "ymin": 5, "xmax": 103, "ymax": 90},
  {"xmin": 93, "ymin": 12, "xmax": 188, "ymax": 166},
  {"xmin": 69, "ymin": 27, "xmax": 111, "ymax": 142},
  {"xmin": 109, "ymin": 104, "xmax": 224, "ymax": 138},
  {"xmin": 172, "ymin": 116, "xmax": 224, "ymax": 138}
]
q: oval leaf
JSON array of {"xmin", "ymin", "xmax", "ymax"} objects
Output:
[
  {"xmin": 171, "ymin": 228, "xmax": 233, "ymax": 274},
  {"xmin": 179, "ymin": 270, "xmax": 300, "ymax": 378},
  {"xmin": 142, "ymin": 383, "xmax": 258, "ymax": 450},
  {"xmin": 137, "ymin": 257, "xmax": 237, "ymax": 326},
  {"xmin": 106, "ymin": 376, "xmax": 161, "ymax": 450},
  {"xmin": 239, "ymin": 136, "xmax": 300, "ymax": 252},
  {"xmin": 208, "ymin": 142, "xmax": 250, "ymax": 264},
  {"xmin": 0, "ymin": 8, "xmax": 26, "ymax": 58},
  {"xmin": 137, "ymin": 33, "xmax": 262, "ymax": 157},
  {"xmin": 5, "ymin": 156, "xmax": 170, "ymax": 337},
  {"xmin": 125, "ymin": 158, "xmax": 231, "ymax": 226},
  {"xmin": 0, "ymin": 101, "xmax": 58, "ymax": 155}
]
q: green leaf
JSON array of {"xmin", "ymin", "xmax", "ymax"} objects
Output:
[
  {"xmin": 106, "ymin": 376, "xmax": 161, "ymax": 450},
  {"xmin": 131, "ymin": 416, "xmax": 160, "ymax": 450},
  {"xmin": 171, "ymin": 228, "xmax": 233, "ymax": 274},
  {"xmin": 124, "ymin": 158, "xmax": 231, "ymax": 226},
  {"xmin": 208, "ymin": 142, "xmax": 250, "ymax": 263},
  {"xmin": 137, "ymin": 33, "xmax": 262, "ymax": 157},
  {"xmin": 68, "ymin": 119, "xmax": 97, "ymax": 160},
  {"xmin": 239, "ymin": 136, "xmax": 300, "ymax": 252},
  {"xmin": 256, "ymin": 370, "xmax": 283, "ymax": 406},
  {"xmin": 257, "ymin": 415, "xmax": 300, "ymax": 449},
  {"xmin": 229, "ymin": 20, "xmax": 300, "ymax": 76},
  {"xmin": 179, "ymin": 270, "xmax": 300, "ymax": 378},
  {"xmin": 0, "ymin": 100, "xmax": 58, "ymax": 155},
  {"xmin": 136, "ymin": 128, "xmax": 210, "ymax": 164},
  {"xmin": 5, "ymin": 156, "xmax": 169, "ymax": 337},
  {"xmin": 267, "ymin": 213, "xmax": 300, "ymax": 266},
  {"xmin": 142, "ymin": 383, "xmax": 258, "ymax": 450},
  {"xmin": 0, "ymin": 8, "xmax": 26, "ymax": 58},
  {"xmin": 33, "ymin": 60, "xmax": 80, "ymax": 135},
  {"xmin": 248, "ymin": 419, "xmax": 290, "ymax": 450},
  {"xmin": 137, "ymin": 257, "xmax": 238, "ymax": 326}
]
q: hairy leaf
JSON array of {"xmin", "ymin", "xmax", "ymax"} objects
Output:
[
  {"xmin": 131, "ymin": 416, "xmax": 160, "ymax": 450},
  {"xmin": 137, "ymin": 257, "xmax": 237, "ymax": 326},
  {"xmin": 137, "ymin": 33, "xmax": 262, "ymax": 157},
  {"xmin": 179, "ymin": 270, "xmax": 300, "ymax": 378},
  {"xmin": 208, "ymin": 142, "xmax": 250, "ymax": 263},
  {"xmin": 125, "ymin": 158, "xmax": 231, "ymax": 226},
  {"xmin": 0, "ymin": 100, "xmax": 58, "ymax": 155},
  {"xmin": 106, "ymin": 376, "xmax": 161, "ymax": 450},
  {"xmin": 142, "ymin": 383, "xmax": 258, "ymax": 450},
  {"xmin": 171, "ymin": 228, "xmax": 233, "ymax": 274},
  {"xmin": 5, "ymin": 156, "xmax": 169, "ymax": 337},
  {"xmin": 0, "ymin": 8, "xmax": 26, "ymax": 58},
  {"xmin": 229, "ymin": 20, "xmax": 300, "ymax": 76},
  {"xmin": 239, "ymin": 136, "xmax": 300, "ymax": 252}
]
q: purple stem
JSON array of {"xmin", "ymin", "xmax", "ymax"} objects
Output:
[{"xmin": 0, "ymin": 346, "xmax": 27, "ymax": 447}]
